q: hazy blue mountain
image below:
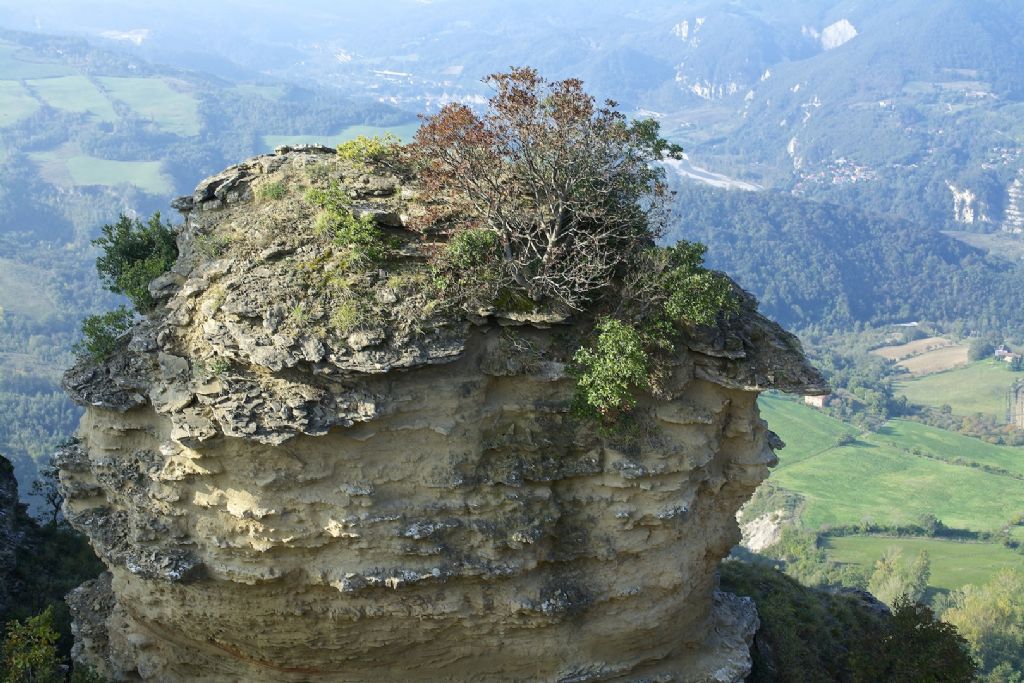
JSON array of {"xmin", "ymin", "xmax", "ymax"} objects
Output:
[{"xmin": 4, "ymin": 0, "xmax": 1022, "ymax": 229}]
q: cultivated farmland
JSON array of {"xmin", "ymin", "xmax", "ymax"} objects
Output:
[{"xmin": 896, "ymin": 361, "xmax": 1017, "ymax": 420}]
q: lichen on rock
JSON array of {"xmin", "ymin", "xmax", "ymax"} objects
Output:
[{"xmin": 60, "ymin": 146, "xmax": 825, "ymax": 682}]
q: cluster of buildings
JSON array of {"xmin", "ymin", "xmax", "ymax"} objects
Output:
[{"xmin": 995, "ymin": 344, "xmax": 1022, "ymax": 364}]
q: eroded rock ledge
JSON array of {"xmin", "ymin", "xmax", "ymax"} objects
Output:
[{"xmin": 60, "ymin": 146, "xmax": 825, "ymax": 682}]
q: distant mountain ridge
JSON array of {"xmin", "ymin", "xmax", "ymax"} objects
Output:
[{"xmin": 4, "ymin": 0, "xmax": 1021, "ymax": 232}]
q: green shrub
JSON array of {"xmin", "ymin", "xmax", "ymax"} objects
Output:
[
  {"xmin": 305, "ymin": 183, "xmax": 392, "ymax": 266},
  {"xmin": 722, "ymin": 560, "xmax": 974, "ymax": 683},
  {"xmin": 194, "ymin": 232, "xmax": 232, "ymax": 259},
  {"xmin": 850, "ymin": 596, "xmax": 976, "ymax": 682},
  {"xmin": 657, "ymin": 242, "xmax": 738, "ymax": 326},
  {"xmin": 337, "ymin": 134, "xmax": 401, "ymax": 165},
  {"xmin": 431, "ymin": 229, "xmax": 504, "ymax": 306},
  {"xmin": 305, "ymin": 162, "xmax": 335, "ymax": 185},
  {"xmin": 1, "ymin": 606, "xmax": 62, "ymax": 683},
  {"xmin": 571, "ymin": 318, "xmax": 649, "ymax": 422},
  {"xmin": 74, "ymin": 306, "xmax": 133, "ymax": 361},
  {"xmin": 330, "ymin": 299, "xmax": 365, "ymax": 335},
  {"xmin": 92, "ymin": 212, "xmax": 178, "ymax": 312},
  {"xmin": 69, "ymin": 665, "xmax": 107, "ymax": 683},
  {"xmin": 256, "ymin": 181, "xmax": 287, "ymax": 201},
  {"xmin": 443, "ymin": 229, "xmax": 500, "ymax": 272},
  {"xmin": 193, "ymin": 356, "xmax": 230, "ymax": 379},
  {"xmin": 968, "ymin": 338, "xmax": 996, "ymax": 361}
]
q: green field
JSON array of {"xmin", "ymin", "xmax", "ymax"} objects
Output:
[
  {"xmin": 0, "ymin": 41, "xmax": 74, "ymax": 79},
  {"xmin": 0, "ymin": 258, "xmax": 57, "ymax": 320},
  {"xmin": 29, "ymin": 149, "xmax": 172, "ymax": 195},
  {"xmin": 760, "ymin": 398, "xmax": 1024, "ymax": 532},
  {"xmin": 775, "ymin": 439, "xmax": 1024, "ymax": 531},
  {"xmin": 872, "ymin": 420, "xmax": 1024, "ymax": 477},
  {"xmin": 262, "ymin": 122, "xmax": 421, "ymax": 150},
  {"xmin": 66, "ymin": 156, "xmax": 172, "ymax": 194},
  {"xmin": 98, "ymin": 76, "xmax": 201, "ymax": 136},
  {"xmin": 825, "ymin": 535, "xmax": 1024, "ymax": 592},
  {"xmin": 0, "ymin": 81, "xmax": 40, "ymax": 127},
  {"xmin": 758, "ymin": 394, "xmax": 859, "ymax": 466},
  {"xmin": 26, "ymin": 76, "xmax": 117, "ymax": 122},
  {"xmin": 895, "ymin": 361, "xmax": 1016, "ymax": 420}
]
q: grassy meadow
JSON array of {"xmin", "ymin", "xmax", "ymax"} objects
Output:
[
  {"xmin": 895, "ymin": 361, "xmax": 1016, "ymax": 420},
  {"xmin": 0, "ymin": 81, "xmax": 40, "ymax": 127},
  {"xmin": 67, "ymin": 157, "xmax": 172, "ymax": 194},
  {"xmin": 759, "ymin": 395, "xmax": 1024, "ymax": 593},
  {"xmin": 0, "ymin": 258, "xmax": 58, "ymax": 320},
  {"xmin": 97, "ymin": 77, "xmax": 201, "ymax": 136},
  {"xmin": 29, "ymin": 147, "xmax": 173, "ymax": 195},
  {"xmin": 0, "ymin": 40, "xmax": 73, "ymax": 79},
  {"xmin": 761, "ymin": 397, "xmax": 1024, "ymax": 532},
  {"xmin": 26, "ymin": 76, "xmax": 118, "ymax": 122},
  {"xmin": 824, "ymin": 535, "xmax": 1024, "ymax": 592}
]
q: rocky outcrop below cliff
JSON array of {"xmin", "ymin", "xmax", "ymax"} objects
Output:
[
  {"xmin": 60, "ymin": 145, "xmax": 826, "ymax": 682},
  {"xmin": 0, "ymin": 455, "xmax": 22, "ymax": 619}
]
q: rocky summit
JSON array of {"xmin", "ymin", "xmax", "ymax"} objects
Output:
[{"xmin": 59, "ymin": 145, "xmax": 825, "ymax": 682}]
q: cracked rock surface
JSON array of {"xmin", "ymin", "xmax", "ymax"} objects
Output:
[{"xmin": 60, "ymin": 147, "xmax": 825, "ymax": 682}]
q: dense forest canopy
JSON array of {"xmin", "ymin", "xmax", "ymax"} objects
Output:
[{"xmin": 668, "ymin": 183, "xmax": 1024, "ymax": 338}]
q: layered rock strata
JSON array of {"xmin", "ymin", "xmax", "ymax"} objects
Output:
[{"xmin": 60, "ymin": 146, "xmax": 826, "ymax": 682}]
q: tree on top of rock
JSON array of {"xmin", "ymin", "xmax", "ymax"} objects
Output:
[{"xmin": 411, "ymin": 66, "xmax": 682, "ymax": 312}]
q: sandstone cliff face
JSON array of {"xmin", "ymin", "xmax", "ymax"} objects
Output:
[{"xmin": 60, "ymin": 146, "xmax": 825, "ymax": 682}]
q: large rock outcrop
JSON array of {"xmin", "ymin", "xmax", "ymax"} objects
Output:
[{"xmin": 60, "ymin": 146, "xmax": 826, "ymax": 682}]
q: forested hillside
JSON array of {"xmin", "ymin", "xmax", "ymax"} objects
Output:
[{"xmin": 669, "ymin": 183, "xmax": 1024, "ymax": 337}]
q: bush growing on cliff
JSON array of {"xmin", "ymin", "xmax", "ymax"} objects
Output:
[
  {"xmin": 721, "ymin": 561, "xmax": 976, "ymax": 683},
  {"xmin": 92, "ymin": 212, "xmax": 177, "ymax": 313},
  {"xmin": 850, "ymin": 597, "xmax": 975, "ymax": 683},
  {"xmin": 73, "ymin": 306, "xmax": 133, "ymax": 361},
  {"xmin": 570, "ymin": 243, "xmax": 738, "ymax": 424},
  {"xmin": 256, "ymin": 181, "xmax": 287, "ymax": 201},
  {"xmin": 411, "ymin": 68, "xmax": 737, "ymax": 426},
  {"xmin": 305, "ymin": 182, "xmax": 393, "ymax": 267},
  {"xmin": 411, "ymin": 66, "xmax": 684, "ymax": 312},
  {"xmin": 430, "ymin": 229, "xmax": 504, "ymax": 308},
  {"xmin": 0, "ymin": 606, "xmax": 107, "ymax": 683},
  {"xmin": 1, "ymin": 607, "xmax": 61, "ymax": 683},
  {"xmin": 571, "ymin": 319, "xmax": 651, "ymax": 421},
  {"xmin": 337, "ymin": 134, "xmax": 401, "ymax": 167}
]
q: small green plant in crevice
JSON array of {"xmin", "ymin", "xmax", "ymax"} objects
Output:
[
  {"xmin": 194, "ymin": 356, "xmax": 230, "ymax": 380},
  {"xmin": 92, "ymin": 212, "xmax": 178, "ymax": 313},
  {"xmin": 305, "ymin": 162, "xmax": 335, "ymax": 186},
  {"xmin": 290, "ymin": 303, "xmax": 309, "ymax": 324},
  {"xmin": 570, "ymin": 318, "xmax": 650, "ymax": 424},
  {"xmin": 337, "ymin": 134, "xmax": 401, "ymax": 166},
  {"xmin": 194, "ymin": 232, "xmax": 233, "ymax": 259},
  {"xmin": 430, "ymin": 228, "xmax": 504, "ymax": 308},
  {"xmin": 305, "ymin": 182, "xmax": 395, "ymax": 267},
  {"xmin": 256, "ymin": 181, "xmax": 287, "ymax": 201},
  {"xmin": 330, "ymin": 298, "xmax": 367, "ymax": 335},
  {"xmin": 74, "ymin": 306, "xmax": 134, "ymax": 361}
]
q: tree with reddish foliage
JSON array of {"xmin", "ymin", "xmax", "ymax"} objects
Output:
[{"xmin": 411, "ymin": 67, "xmax": 682, "ymax": 311}]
